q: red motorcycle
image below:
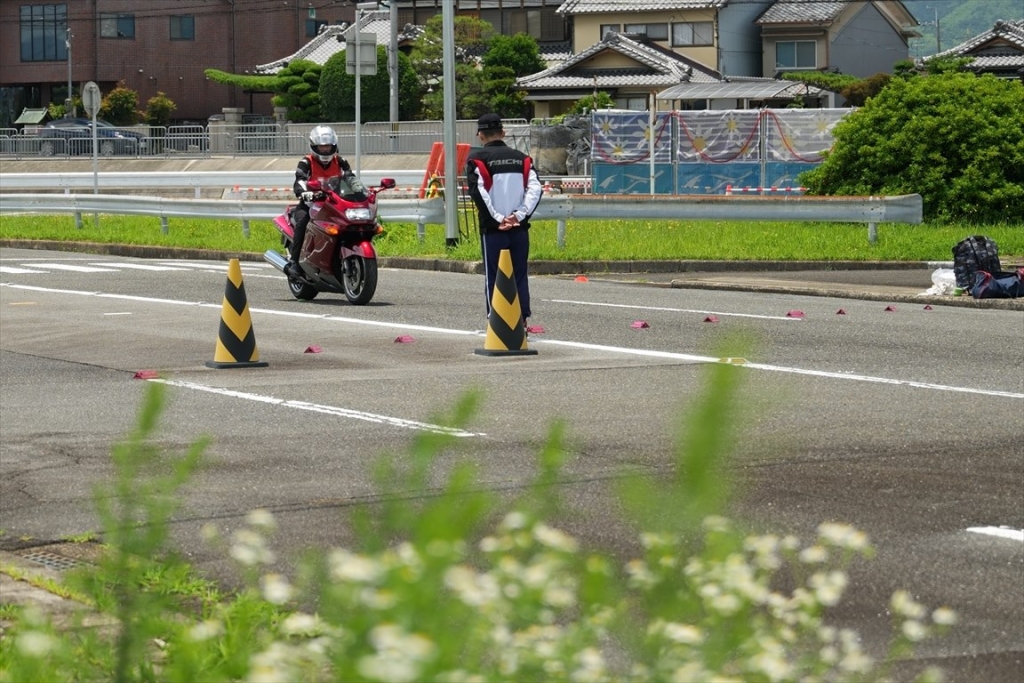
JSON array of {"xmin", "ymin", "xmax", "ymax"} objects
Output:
[{"xmin": 264, "ymin": 176, "xmax": 395, "ymax": 305}]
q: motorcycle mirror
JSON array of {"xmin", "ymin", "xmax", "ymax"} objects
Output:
[{"xmin": 379, "ymin": 178, "xmax": 396, "ymax": 189}]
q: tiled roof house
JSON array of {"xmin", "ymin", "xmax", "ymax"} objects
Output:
[
  {"xmin": 255, "ymin": 11, "xmax": 423, "ymax": 74},
  {"xmin": 755, "ymin": 0, "xmax": 919, "ymax": 79},
  {"xmin": 923, "ymin": 19, "xmax": 1024, "ymax": 79}
]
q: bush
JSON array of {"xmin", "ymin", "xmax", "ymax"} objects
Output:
[
  {"xmin": 145, "ymin": 92, "xmax": 177, "ymax": 127},
  {"xmin": 100, "ymin": 82, "xmax": 142, "ymax": 125},
  {"xmin": 270, "ymin": 60, "xmax": 322, "ymax": 123},
  {"xmin": 800, "ymin": 71, "xmax": 1024, "ymax": 223}
]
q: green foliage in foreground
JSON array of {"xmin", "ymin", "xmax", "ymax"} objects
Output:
[
  {"xmin": 2, "ymin": 213, "xmax": 1021, "ymax": 262},
  {"xmin": 0, "ymin": 365, "xmax": 956, "ymax": 682}
]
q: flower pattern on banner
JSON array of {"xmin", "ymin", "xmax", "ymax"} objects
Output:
[{"xmin": 592, "ymin": 111, "xmax": 673, "ymax": 165}]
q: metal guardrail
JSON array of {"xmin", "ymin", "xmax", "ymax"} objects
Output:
[
  {"xmin": 0, "ymin": 171, "xmax": 429, "ymax": 195},
  {"xmin": 0, "ymin": 192, "xmax": 922, "ymax": 244}
]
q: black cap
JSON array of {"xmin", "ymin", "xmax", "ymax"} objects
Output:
[{"xmin": 477, "ymin": 113, "xmax": 503, "ymax": 132}]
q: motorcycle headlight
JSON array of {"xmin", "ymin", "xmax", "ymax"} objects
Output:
[{"xmin": 345, "ymin": 208, "xmax": 372, "ymax": 221}]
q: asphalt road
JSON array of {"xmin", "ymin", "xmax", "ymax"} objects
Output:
[{"xmin": 1, "ymin": 247, "xmax": 1022, "ymax": 681}]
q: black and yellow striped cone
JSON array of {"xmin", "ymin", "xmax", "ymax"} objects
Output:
[
  {"xmin": 475, "ymin": 249, "xmax": 537, "ymax": 357},
  {"xmin": 206, "ymin": 258, "xmax": 268, "ymax": 369}
]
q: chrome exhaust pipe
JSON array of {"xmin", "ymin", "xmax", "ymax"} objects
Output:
[{"xmin": 263, "ymin": 249, "xmax": 289, "ymax": 272}]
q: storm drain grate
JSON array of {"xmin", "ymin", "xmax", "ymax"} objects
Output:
[{"xmin": 17, "ymin": 549, "xmax": 83, "ymax": 571}]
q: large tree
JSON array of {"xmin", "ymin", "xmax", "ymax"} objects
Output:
[
  {"xmin": 409, "ymin": 15, "xmax": 495, "ymax": 120},
  {"xmin": 800, "ymin": 71, "xmax": 1024, "ymax": 223},
  {"xmin": 320, "ymin": 46, "xmax": 420, "ymax": 122}
]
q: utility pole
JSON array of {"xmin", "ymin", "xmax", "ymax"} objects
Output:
[{"xmin": 65, "ymin": 26, "xmax": 74, "ymax": 118}]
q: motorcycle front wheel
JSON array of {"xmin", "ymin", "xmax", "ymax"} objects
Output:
[{"xmin": 341, "ymin": 255, "xmax": 377, "ymax": 305}]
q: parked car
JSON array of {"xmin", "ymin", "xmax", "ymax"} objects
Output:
[{"xmin": 37, "ymin": 118, "xmax": 147, "ymax": 157}]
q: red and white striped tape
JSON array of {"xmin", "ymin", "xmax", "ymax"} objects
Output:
[{"xmin": 724, "ymin": 185, "xmax": 806, "ymax": 195}]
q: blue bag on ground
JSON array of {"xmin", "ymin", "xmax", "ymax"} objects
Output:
[{"xmin": 971, "ymin": 269, "xmax": 1023, "ymax": 299}]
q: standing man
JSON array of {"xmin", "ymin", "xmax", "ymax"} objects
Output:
[{"xmin": 466, "ymin": 113, "xmax": 544, "ymax": 327}]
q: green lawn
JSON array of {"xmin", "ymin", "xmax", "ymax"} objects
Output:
[{"xmin": 1, "ymin": 213, "xmax": 1021, "ymax": 262}]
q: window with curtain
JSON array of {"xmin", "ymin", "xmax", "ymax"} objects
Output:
[{"xmin": 671, "ymin": 21, "xmax": 713, "ymax": 47}]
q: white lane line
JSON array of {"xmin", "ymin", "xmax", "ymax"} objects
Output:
[
  {"xmin": 151, "ymin": 378, "xmax": 486, "ymax": 437},
  {"xmin": 0, "ymin": 266, "xmax": 47, "ymax": 274},
  {"xmin": 4, "ymin": 282, "xmax": 1022, "ymax": 399},
  {"xmin": 28, "ymin": 263, "xmax": 118, "ymax": 273},
  {"xmin": 966, "ymin": 527, "xmax": 1024, "ymax": 542},
  {"xmin": 90, "ymin": 262, "xmax": 192, "ymax": 271},
  {"xmin": 548, "ymin": 298, "xmax": 800, "ymax": 321}
]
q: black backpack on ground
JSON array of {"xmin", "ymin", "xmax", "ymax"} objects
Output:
[{"xmin": 952, "ymin": 235, "xmax": 1001, "ymax": 290}]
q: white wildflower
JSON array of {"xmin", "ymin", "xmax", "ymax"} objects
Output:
[
  {"xmin": 932, "ymin": 607, "xmax": 957, "ymax": 625},
  {"xmin": 230, "ymin": 529, "xmax": 275, "ymax": 566},
  {"xmin": 280, "ymin": 612, "xmax": 321, "ymax": 637},
  {"xmin": 542, "ymin": 584, "xmax": 576, "ymax": 608},
  {"xmin": 640, "ymin": 532, "xmax": 676, "ymax": 550},
  {"xmin": 188, "ymin": 619, "xmax": 224, "ymax": 641},
  {"xmin": 246, "ymin": 508, "xmax": 277, "ymax": 531},
  {"xmin": 571, "ymin": 647, "xmax": 606, "ymax": 683},
  {"xmin": 360, "ymin": 587, "xmax": 398, "ymax": 610},
  {"xmin": 838, "ymin": 650, "xmax": 874, "ymax": 673},
  {"xmin": 709, "ymin": 592, "xmax": 742, "ymax": 615},
  {"xmin": 749, "ymin": 651, "xmax": 793, "ymax": 682},
  {"xmin": 16, "ymin": 631, "xmax": 57, "ymax": 657},
  {"xmin": 260, "ymin": 573, "xmax": 292, "ymax": 605},
  {"xmin": 891, "ymin": 590, "xmax": 927, "ymax": 619},
  {"xmin": 533, "ymin": 523, "xmax": 579, "ymax": 553},
  {"xmin": 817, "ymin": 522, "xmax": 869, "ymax": 551},
  {"xmin": 702, "ymin": 515, "xmax": 732, "ymax": 532},
  {"xmin": 500, "ymin": 511, "xmax": 528, "ymax": 530},
  {"xmin": 247, "ymin": 642, "xmax": 296, "ymax": 683},
  {"xmin": 808, "ymin": 570, "xmax": 848, "ymax": 606},
  {"xmin": 901, "ymin": 619, "xmax": 929, "ymax": 642},
  {"xmin": 799, "ymin": 545, "xmax": 829, "ymax": 564},
  {"xmin": 357, "ymin": 655, "xmax": 418, "ymax": 683},
  {"xmin": 662, "ymin": 622, "xmax": 704, "ymax": 645},
  {"xmin": 328, "ymin": 548, "xmax": 382, "ymax": 583},
  {"xmin": 479, "ymin": 535, "xmax": 500, "ymax": 553}
]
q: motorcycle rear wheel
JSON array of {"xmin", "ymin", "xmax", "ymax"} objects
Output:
[
  {"xmin": 341, "ymin": 255, "xmax": 377, "ymax": 305},
  {"xmin": 282, "ymin": 242, "xmax": 318, "ymax": 300},
  {"xmin": 288, "ymin": 274, "xmax": 318, "ymax": 300}
]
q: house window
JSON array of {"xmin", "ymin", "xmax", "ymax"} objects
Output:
[
  {"xmin": 600, "ymin": 24, "xmax": 620, "ymax": 39},
  {"xmin": 671, "ymin": 21, "xmax": 713, "ymax": 47},
  {"xmin": 776, "ymin": 40, "xmax": 816, "ymax": 69},
  {"xmin": 100, "ymin": 13, "xmax": 134, "ymax": 39},
  {"xmin": 306, "ymin": 19, "xmax": 327, "ymax": 37},
  {"xmin": 614, "ymin": 96, "xmax": 649, "ymax": 111},
  {"xmin": 20, "ymin": 4, "xmax": 68, "ymax": 62},
  {"xmin": 624, "ymin": 23, "xmax": 668, "ymax": 41},
  {"xmin": 170, "ymin": 15, "xmax": 194, "ymax": 41}
]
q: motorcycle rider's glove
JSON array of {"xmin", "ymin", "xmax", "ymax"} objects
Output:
[{"xmin": 300, "ymin": 191, "xmax": 325, "ymax": 203}]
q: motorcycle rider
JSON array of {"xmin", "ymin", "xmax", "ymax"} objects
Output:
[{"xmin": 286, "ymin": 125, "xmax": 365, "ymax": 278}]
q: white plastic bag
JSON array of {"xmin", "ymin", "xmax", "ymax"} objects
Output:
[{"xmin": 922, "ymin": 268, "xmax": 956, "ymax": 296}]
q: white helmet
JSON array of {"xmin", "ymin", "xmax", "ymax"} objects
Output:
[{"xmin": 309, "ymin": 125, "xmax": 338, "ymax": 164}]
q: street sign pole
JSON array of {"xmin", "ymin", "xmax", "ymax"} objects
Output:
[{"xmin": 82, "ymin": 81, "xmax": 102, "ymax": 226}]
